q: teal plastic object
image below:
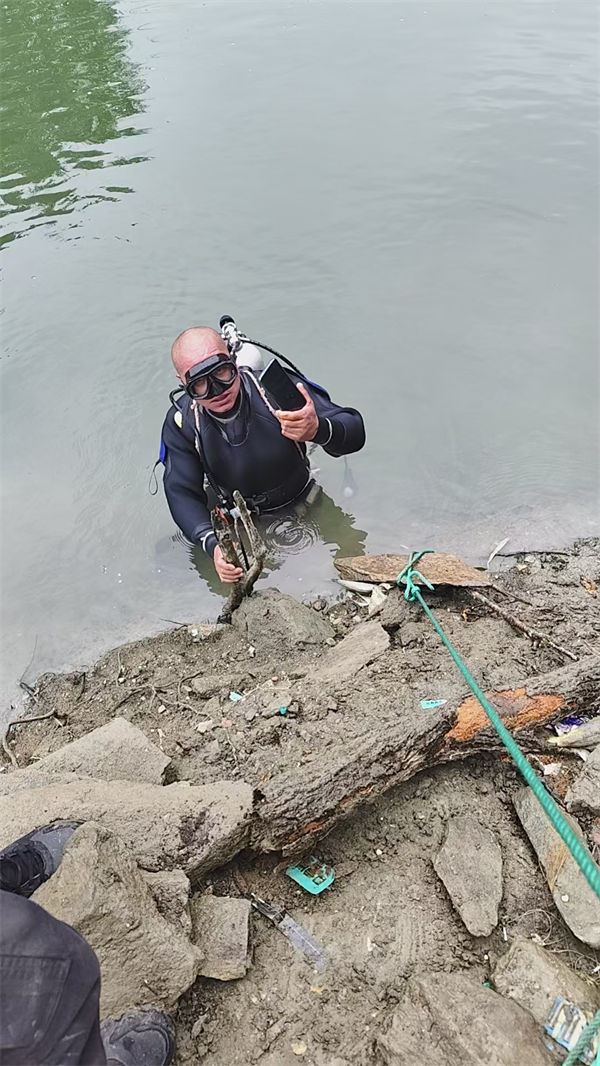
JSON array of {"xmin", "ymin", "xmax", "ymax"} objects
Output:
[
  {"xmin": 286, "ymin": 857, "xmax": 335, "ymax": 895},
  {"xmin": 420, "ymin": 698, "xmax": 447, "ymax": 710}
]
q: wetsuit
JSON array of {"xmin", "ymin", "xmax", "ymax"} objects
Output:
[{"xmin": 161, "ymin": 369, "xmax": 365, "ymax": 558}]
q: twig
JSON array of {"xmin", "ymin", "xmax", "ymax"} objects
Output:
[
  {"xmin": 222, "ymin": 726, "xmax": 240, "ymax": 771},
  {"xmin": 115, "ymin": 648, "xmax": 124, "ymax": 682},
  {"xmin": 1, "ymin": 710, "xmax": 59, "ymax": 768},
  {"xmin": 468, "ymin": 590, "xmax": 578, "ymax": 661},
  {"xmin": 18, "ymin": 637, "xmax": 38, "ymax": 691},
  {"xmin": 490, "ymin": 583, "xmax": 534, "ymax": 608}
]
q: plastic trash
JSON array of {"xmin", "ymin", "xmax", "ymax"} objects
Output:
[{"xmin": 286, "ymin": 857, "xmax": 335, "ymax": 895}]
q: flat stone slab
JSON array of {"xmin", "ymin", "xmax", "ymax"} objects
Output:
[
  {"xmin": 566, "ymin": 745, "xmax": 600, "ymax": 817},
  {"xmin": 376, "ymin": 972, "xmax": 556, "ymax": 1065},
  {"xmin": 190, "ymin": 894, "xmax": 251, "ymax": 980},
  {"xmin": 0, "ymin": 778, "xmax": 254, "ymax": 884},
  {"xmin": 335, "ymin": 552, "xmax": 491, "ymax": 588},
  {"xmin": 33, "ymin": 824, "xmax": 201, "ymax": 1019},
  {"xmin": 514, "ymin": 786, "xmax": 600, "ymax": 948},
  {"xmin": 433, "ymin": 815, "xmax": 503, "ymax": 936},
  {"xmin": 493, "ymin": 937, "xmax": 600, "ymax": 1027},
  {"xmin": 0, "ymin": 717, "xmax": 170, "ymax": 795},
  {"xmin": 314, "ymin": 621, "xmax": 390, "ymax": 685},
  {"xmin": 232, "ymin": 590, "xmax": 334, "ymax": 646}
]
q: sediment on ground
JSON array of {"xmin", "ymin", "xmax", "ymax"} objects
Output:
[{"xmin": 1, "ymin": 540, "xmax": 599, "ymax": 1065}]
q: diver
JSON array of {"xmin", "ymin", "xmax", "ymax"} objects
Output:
[{"xmin": 159, "ymin": 317, "xmax": 366, "ymax": 583}]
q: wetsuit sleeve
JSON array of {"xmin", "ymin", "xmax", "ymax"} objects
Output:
[
  {"xmin": 300, "ymin": 381, "xmax": 366, "ymax": 457},
  {"xmin": 161, "ymin": 411, "xmax": 218, "ymax": 558}
]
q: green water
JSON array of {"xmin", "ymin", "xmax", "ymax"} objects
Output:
[{"xmin": 1, "ymin": 0, "xmax": 598, "ymax": 718}]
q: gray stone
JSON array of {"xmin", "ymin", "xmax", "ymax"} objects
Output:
[
  {"xmin": 191, "ymin": 674, "xmax": 247, "ymax": 699},
  {"xmin": 142, "ymin": 869, "xmax": 192, "ymax": 936},
  {"xmin": 190, "ymin": 894, "xmax": 251, "ymax": 980},
  {"xmin": 33, "ymin": 824, "xmax": 201, "ymax": 1019},
  {"xmin": 433, "ymin": 815, "xmax": 503, "ymax": 937},
  {"xmin": 0, "ymin": 718, "xmax": 170, "ymax": 796},
  {"xmin": 566, "ymin": 745, "xmax": 600, "ymax": 817},
  {"xmin": 398, "ymin": 621, "xmax": 423, "ymax": 648},
  {"xmin": 232, "ymin": 590, "xmax": 334, "ymax": 646},
  {"xmin": 514, "ymin": 786, "xmax": 600, "ymax": 948},
  {"xmin": 379, "ymin": 589, "xmax": 413, "ymax": 631},
  {"xmin": 493, "ymin": 937, "xmax": 600, "ymax": 1027},
  {"xmin": 314, "ymin": 621, "xmax": 390, "ymax": 685},
  {"xmin": 376, "ymin": 972, "xmax": 556, "ymax": 1066},
  {"xmin": 0, "ymin": 778, "xmax": 254, "ymax": 884}
]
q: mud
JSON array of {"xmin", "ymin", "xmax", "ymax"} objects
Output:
[{"xmin": 3, "ymin": 539, "xmax": 599, "ymax": 1065}]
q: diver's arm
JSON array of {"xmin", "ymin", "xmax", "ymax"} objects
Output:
[
  {"xmin": 303, "ymin": 384, "xmax": 366, "ymax": 457},
  {"xmin": 160, "ymin": 412, "xmax": 217, "ymax": 557}
]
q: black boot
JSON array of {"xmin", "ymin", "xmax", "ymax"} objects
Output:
[
  {"xmin": 0, "ymin": 822, "xmax": 80, "ymax": 897},
  {"xmin": 101, "ymin": 1010, "xmax": 176, "ymax": 1066}
]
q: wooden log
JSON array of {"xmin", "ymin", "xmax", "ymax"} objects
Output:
[
  {"xmin": 335, "ymin": 552, "xmax": 491, "ymax": 588},
  {"xmin": 251, "ymin": 657, "xmax": 600, "ymax": 857}
]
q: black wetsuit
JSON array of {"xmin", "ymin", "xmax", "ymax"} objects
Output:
[{"xmin": 161, "ymin": 369, "xmax": 365, "ymax": 558}]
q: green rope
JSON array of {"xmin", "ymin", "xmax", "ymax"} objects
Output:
[
  {"xmin": 559, "ymin": 1009, "xmax": 600, "ymax": 1066},
  {"xmin": 396, "ymin": 551, "xmax": 600, "ymax": 901}
]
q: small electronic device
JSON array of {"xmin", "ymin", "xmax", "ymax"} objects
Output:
[{"xmin": 260, "ymin": 358, "xmax": 306, "ymax": 412}]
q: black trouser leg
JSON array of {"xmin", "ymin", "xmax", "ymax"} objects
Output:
[{"xmin": 0, "ymin": 890, "xmax": 106, "ymax": 1065}]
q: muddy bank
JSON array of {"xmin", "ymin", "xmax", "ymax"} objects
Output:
[{"xmin": 2, "ymin": 540, "xmax": 599, "ymax": 1065}]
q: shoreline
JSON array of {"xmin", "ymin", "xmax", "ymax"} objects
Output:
[{"xmin": 1, "ymin": 538, "xmax": 599, "ymax": 1065}]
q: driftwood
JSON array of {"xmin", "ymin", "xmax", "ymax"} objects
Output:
[
  {"xmin": 216, "ymin": 492, "xmax": 266, "ymax": 624},
  {"xmin": 335, "ymin": 552, "xmax": 491, "ymax": 588},
  {"xmin": 250, "ymin": 657, "xmax": 600, "ymax": 857}
]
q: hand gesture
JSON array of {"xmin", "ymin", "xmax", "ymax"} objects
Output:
[{"xmin": 275, "ymin": 383, "xmax": 319, "ymax": 442}]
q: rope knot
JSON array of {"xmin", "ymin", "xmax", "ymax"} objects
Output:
[{"xmin": 396, "ymin": 549, "xmax": 435, "ymax": 602}]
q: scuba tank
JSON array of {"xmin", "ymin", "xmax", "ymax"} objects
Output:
[{"xmin": 220, "ymin": 315, "xmax": 264, "ymax": 374}]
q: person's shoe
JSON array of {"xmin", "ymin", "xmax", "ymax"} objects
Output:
[
  {"xmin": 101, "ymin": 1010, "xmax": 176, "ymax": 1066},
  {"xmin": 0, "ymin": 822, "xmax": 80, "ymax": 897}
]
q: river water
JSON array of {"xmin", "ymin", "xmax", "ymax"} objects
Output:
[{"xmin": 1, "ymin": 1, "xmax": 598, "ymax": 717}]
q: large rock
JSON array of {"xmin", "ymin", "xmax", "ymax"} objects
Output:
[
  {"xmin": 142, "ymin": 870, "xmax": 192, "ymax": 937},
  {"xmin": 232, "ymin": 590, "xmax": 334, "ymax": 646},
  {"xmin": 190, "ymin": 894, "xmax": 251, "ymax": 980},
  {"xmin": 514, "ymin": 786, "xmax": 600, "ymax": 948},
  {"xmin": 566, "ymin": 745, "xmax": 600, "ymax": 817},
  {"xmin": 0, "ymin": 718, "xmax": 170, "ymax": 796},
  {"xmin": 0, "ymin": 778, "xmax": 254, "ymax": 883},
  {"xmin": 493, "ymin": 937, "xmax": 600, "ymax": 1027},
  {"xmin": 32, "ymin": 824, "xmax": 202, "ymax": 1019},
  {"xmin": 433, "ymin": 815, "xmax": 503, "ymax": 937},
  {"xmin": 314, "ymin": 621, "xmax": 390, "ymax": 685},
  {"xmin": 376, "ymin": 972, "xmax": 556, "ymax": 1066}
]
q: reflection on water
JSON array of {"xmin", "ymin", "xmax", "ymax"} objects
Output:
[{"xmin": 0, "ymin": 0, "xmax": 147, "ymax": 247}]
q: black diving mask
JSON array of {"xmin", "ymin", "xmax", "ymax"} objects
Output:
[{"xmin": 184, "ymin": 353, "xmax": 238, "ymax": 400}]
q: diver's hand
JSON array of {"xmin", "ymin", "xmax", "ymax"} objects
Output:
[
  {"xmin": 276, "ymin": 384, "xmax": 319, "ymax": 442},
  {"xmin": 214, "ymin": 545, "xmax": 244, "ymax": 583}
]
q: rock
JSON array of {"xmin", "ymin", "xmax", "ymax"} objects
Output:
[
  {"xmin": 0, "ymin": 718, "xmax": 170, "ymax": 796},
  {"xmin": 493, "ymin": 937, "xmax": 600, "ymax": 1026},
  {"xmin": 190, "ymin": 894, "xmax": 251, "ymax": 980},
  {"xmin": 313, "ymin": 621, "xmax": 390, "ymax": 685},
  {"xmin": 376, "ymin": 972, "xmax": 556, "ymax": 1065},
  {"xmin": 0, "ymin": 778, "xmax": 254, "ymax": 884},
  {"xmin": 379, "ymin": 589, "xmax": 413, "ymax": 631},
  {"xmin": 514, "ymin": 786, "xmax": 600, "ymax": 948},
  {"xmin": 32, "ymin": 824, "xmax": 201, "ymax": 1019},
  {"xmin": 335, "ymin": 552, "xmax": 492, "ymax": 588},
  {"xmin": 398, "ymin": 621, "xmax": 423, "ymax": 648},
  {"xmin": 433, "ymin": 815, "xmax": 503, "ymax": 937},
  {"xmin": 191, "ymin": 674, "xmax": 246, "ymax": 699},
  {"xmin": 232, "ymin": 590, "xmax": 334, "ymax": 646},
  {"xmin": 142, "ymin": 869, "xmax": 192, "ymax": 936},
  {"xmin": 566, "ymin": 745, "xmax": 600, "ymax": 817}
]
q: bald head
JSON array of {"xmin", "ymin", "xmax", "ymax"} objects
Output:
[{"xmin": 171, "ymin": 327, "xmax": 228, "ymax": 380}]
